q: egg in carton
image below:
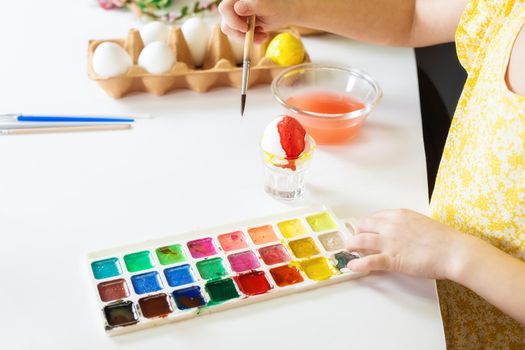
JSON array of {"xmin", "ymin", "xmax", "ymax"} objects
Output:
[{"xmin": 88, "ymin": 25, "xmax": 311, "ymax": 98}]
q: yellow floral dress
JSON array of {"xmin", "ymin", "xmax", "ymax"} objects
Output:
[{"xmin": 430, "ymin": 0, "xmax": 525, "ymax": 348}]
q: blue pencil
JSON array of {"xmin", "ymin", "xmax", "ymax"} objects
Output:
[{"xmin": 0, "ymin": 114, "xmax": 135, "ymax": 123}]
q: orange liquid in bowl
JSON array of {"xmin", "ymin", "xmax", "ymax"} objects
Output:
[{"xmin": 285, "ymin": 91, "xmax": 366, "ymax": 144}]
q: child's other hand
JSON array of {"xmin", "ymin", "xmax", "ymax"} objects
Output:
[
  {"xmin": 347, "ymin": 209, "xmax": 464, "ymax": 279},
  {"xmin": 218, "ymin": 0, "xmax": 294, "ymax": 43}
]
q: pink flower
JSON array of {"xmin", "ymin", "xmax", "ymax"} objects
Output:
[{"xmin": 98, "ymin": 0, "xmax": 127, "ymax": 10}]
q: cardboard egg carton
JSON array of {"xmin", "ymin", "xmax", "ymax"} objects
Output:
[{"xmin": 88, "ymin": 25, "xmax": 311, "ymax": 98}]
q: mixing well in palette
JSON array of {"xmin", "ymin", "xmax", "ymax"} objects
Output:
[{"xmin": 87, "ymin": 207, "xmax": 364, "ymax": 335}]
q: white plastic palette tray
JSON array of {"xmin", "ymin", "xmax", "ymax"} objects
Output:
[{"xmin": 87, "ymin": 206, "xmax": 367, "ymax": 336}]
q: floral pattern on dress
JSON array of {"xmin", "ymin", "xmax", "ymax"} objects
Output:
[{"xmin": 430, "ymin": 0, "xmax": 525, "ymax": 348}]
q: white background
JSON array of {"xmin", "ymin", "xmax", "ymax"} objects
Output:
[{"xmin": 0, "ymin": 1, "xmax": 445, "ymax": 349}]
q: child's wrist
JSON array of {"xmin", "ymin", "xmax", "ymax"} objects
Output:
[{"xmin": 445, "ymin": 233, "xmax": 480, "ymax": 283}]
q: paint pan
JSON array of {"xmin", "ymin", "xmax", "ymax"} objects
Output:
[
  {"xmin": 138, "ymin": 293, "xmax": 173, "ymax": 318},
  {"xmin": 98, "ymin": 279, "xmax": 130, "ymax": 302},
  {"xmin": 172, "ymin": 286, "xmax": 206, "ymax": 310},
  {"xmin": 87, "ymin": 206, "xmax": 366, "ymax": 336},
  {"xmin": 217, "ymin": 231, "xmax": 248, "ymax": 252},
  {"xmin": 258, "ymin": 244, "xmax": 291, "ymax": 265},
  {"xmin": 164, "ymin": 264, "xmax": 195, "ymax": 287}
]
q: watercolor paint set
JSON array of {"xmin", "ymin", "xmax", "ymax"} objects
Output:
[{"xmin": 87, "ymin": 206, "xmax": 366, "ymax": 335}]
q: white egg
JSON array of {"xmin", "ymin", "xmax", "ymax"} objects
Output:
[
  {"xmin": 138, "ymin": 42, "xmax": 175, "ymax": 74},
  {"xmin": 140, "ymin": 21, "xmax": 169, "ymax": 45},
  {"xmin": 92, "ymin": 42, "xmax": 132, "ymax": 77},
  {"xmin": 228, "ymin": 36, "xmax": 244, "ymax": 64},
  {"xmin": 181, "ymin": 17, "xmax": 211, "ymax": 66},
  {"xmin": 261, "ymin": 117, "xmax": 287, "ymax": 157},
  {"xmin": 261, "ymin": 116, "xmax": 309, "ymax": 158}
]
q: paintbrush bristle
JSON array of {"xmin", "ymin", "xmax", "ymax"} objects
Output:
[{"xmin": 241, "ymin": 94, "xmax": 247, "ymax": 116}]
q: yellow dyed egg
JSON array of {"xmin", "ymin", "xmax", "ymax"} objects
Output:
[{"xmin": 265, "ymin": 32, "xmax": 305, "ymax": 66}]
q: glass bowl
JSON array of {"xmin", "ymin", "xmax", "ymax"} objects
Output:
[{"xmin": 271, "ymin": 64, "xmax": 382, "ymax": 144}]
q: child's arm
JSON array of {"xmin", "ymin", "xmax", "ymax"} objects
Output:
[
  {"xmin": 218, "ymin": 0, "xmax": 467, "ymax": 47},
  {"xmin": 347, "ymin": 210, "xmax": 525, "ymax": 325},
  {"xmin": 452, "ymin": 234, "xmax": 525, "ymax": 325}
]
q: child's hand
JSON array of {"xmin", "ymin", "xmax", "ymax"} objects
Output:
[
  {"xmin": 347, "ymin": 209, "xmax": 464, "ymax": 279},
  {"xmin": 218, "ymin": 0, "xmax": 295, "ymax": 43}
]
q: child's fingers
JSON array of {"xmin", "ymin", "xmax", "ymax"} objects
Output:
[
  {"xmin": 356, "ymin": 217, "xmax": 389, "ymax": 234},
  {"xmin": 219, "ymin": 0, "xmax": 249, "ymax": 32},
  {"xmin": 234, "ymin": 0, "xmax": 259, "ymax": 17},
  {"xmin": 347, "ymin": 254, "xmax": 392, "ymax": 272},
  {"xmin": 255, "ymin": 19, "xmax": 269, "ymax": 32},
  {"xmin": 220, "ymin": 23, "xmax": 245, "ymax": 41},
  {"xmin": 220, "ymin": 22, "xmax": 268, "ymax": 43},
  {"xmin": 253, "ymin": 32, "xmax": 269, "ymax": 43},
  {"xmin": 346, "ymin": 233, "xmax": 384, "ymax": 252}
]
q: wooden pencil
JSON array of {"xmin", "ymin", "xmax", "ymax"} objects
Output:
[{"xmin": 0, "ymin": 124, "xmax": 132, "ymax": 135}]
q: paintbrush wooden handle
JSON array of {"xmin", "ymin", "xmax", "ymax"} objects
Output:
[
  {"xmin": 1, "ymin": 124, "xmax": 132, "ymax": 135},
  {"xmin": 243, "ymin": 15, "xmax": 256, "ymax": 60},
  {"xmin": 241, "ymin": 15, "xmax": 256, "ymax": 115}
]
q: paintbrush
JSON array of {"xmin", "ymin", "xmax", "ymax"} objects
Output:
[
  {"xmin": 0, "ymin": 124, "xmax": 132, "ymax": 135},
  {"xmin": 240, "ymin": 15, "xmax": 256, "ymax": 116}
]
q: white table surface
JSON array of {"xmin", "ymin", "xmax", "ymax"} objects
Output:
[{"xmin": 0, "ymin": 1, "xmax": 445, "ymax": 349}]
